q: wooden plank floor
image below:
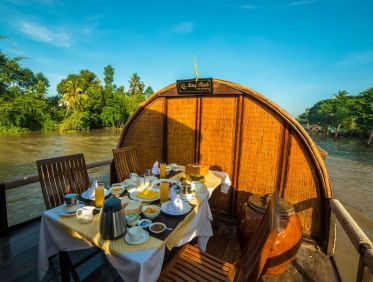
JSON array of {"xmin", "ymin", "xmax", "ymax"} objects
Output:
[
  {"xmin": 0, "ymin": 216, "xmax": 339, "ymax": 282},
  {"xmin": 0, "ymin": 220, "xmax": 121, "ymax": 282}
]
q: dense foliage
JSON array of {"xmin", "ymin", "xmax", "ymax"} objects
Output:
[
  {"xmin": 0, "ymin": 49, "xmax": 154, "ymax": 134},
  {"xmin": 298, "ymin": 89, "xmax": 373, "ymax": 143}
]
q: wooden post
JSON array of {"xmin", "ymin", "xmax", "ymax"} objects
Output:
[
  {"xmin": 327, "ymin": 212, "xmax": 336, "ymax": 256},
  {"xmin": 0, "ymin": 183, "xmax": 8, "ymax": 235}
]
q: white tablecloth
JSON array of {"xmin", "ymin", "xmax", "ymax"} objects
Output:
[{"xmin": 38, "ymin": 170, "xmax": 231, "ymax": 282}]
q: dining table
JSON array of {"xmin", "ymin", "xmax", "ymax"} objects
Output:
[{"xmin": 37, "ymin": 166, "xmax": 231, "ymax": 282}]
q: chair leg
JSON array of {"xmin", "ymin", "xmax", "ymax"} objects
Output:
[
  {"xmin": 59, "ymin": 251, "xmax": 71, "ymax": 282},
  {"xmin": 59, "ymin": 251, "xmax": 81, "ymax": 282}
]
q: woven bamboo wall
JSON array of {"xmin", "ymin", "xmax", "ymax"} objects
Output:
[
  {"xmin": 167, "ymin": 98, "xmax": 197, "ymax": 165},
  {"xmin": 236, "ymin": 98, "xmax": 284, "ymax": 214},
  {"xmin": 282, "ymin": 134, "xmax": 323, "ymax": 240},
  {"xmin": 118, "ymin": 79, "xmax": 332, "ymax": 247},
  {"xmin": 122, "ymin": 98, "xmax": 165, "ymax": 172},
  {"xmin": 199, "ymin": 97, "xmax": 237, "ymax": 211}
]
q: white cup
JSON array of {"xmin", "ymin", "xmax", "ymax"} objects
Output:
[
  {"xmin": 129, "ymin": 173, "xmax": 138, "ymax": 180},
  {"xmin": 76, "ymin": 206, "xmax": 95, "ymax": 223},
  {"xmin": 128, "ymin": 226, "xmax": 144, "ymax": 241}
]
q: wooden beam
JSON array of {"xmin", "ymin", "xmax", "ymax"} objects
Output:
[{"xmin": 0, "ymin": 183, "xmax": 8, "ymax": 235}]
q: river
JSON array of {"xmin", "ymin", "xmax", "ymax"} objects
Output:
[{"xmin": 0, "ymin": 129, "xmax": 372, "ymax": 226}]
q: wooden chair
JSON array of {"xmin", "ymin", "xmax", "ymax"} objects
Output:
[
  {"xmin": 36, "ymin": 153, "xmax": 90, "ymax": 210},
  {"xmin": 112, "ymin": 146, "xmax": 141, "ymax": 182},
  {"xmin": 158, "ymin": 195, "xmax": 279, "ymax": 282},
  {"xmin": 36, "ymin": 154, "xmax": 99, "ymax": 282}
]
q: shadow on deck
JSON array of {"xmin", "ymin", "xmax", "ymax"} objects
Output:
[{"xmin": 0, "ymin": 216, "xmax": 338, "ymax": 282}]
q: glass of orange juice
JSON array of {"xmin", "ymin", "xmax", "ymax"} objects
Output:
[
  {"xmin": 95, "ymin": 182, "xmax": 105, "ymax": 208},
  {"xmin": 160, "ymin": 182, "xmax": 169, "ymax": 203},
  {"xmin": 160, "ymin": 163, "xmax": 166, "ymax": 178}
]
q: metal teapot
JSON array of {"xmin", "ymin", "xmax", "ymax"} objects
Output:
[{"xmin": 99, "ymin": 198, "xmax": 127, "ymax": 240}]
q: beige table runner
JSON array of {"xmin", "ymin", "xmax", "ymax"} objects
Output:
[
  {"xmin": 49, "ymin": 169, "xmax": 224, "ymax": 255},
  {"xmin": 50, "ymin": 211, "xmax": 164, "ymax": 255}
]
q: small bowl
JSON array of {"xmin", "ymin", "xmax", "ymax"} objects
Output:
[
  {"xmin": 142, "ymin": 205, "xmax": 161, "ymax": 219},
  {"xmin": 126, "ymin": 214, "xmax": 141, "ymax": 226},
  {"xmin": 149, "ymin": 222, "xmax": 166, "ymax": 234},
  {"xmin": 138, "ymin": 218, "xmax": 152, "ymax": 229},
  {"xmin": 110, "ymin": 184, "xmax": 125, "ymax": 197}
]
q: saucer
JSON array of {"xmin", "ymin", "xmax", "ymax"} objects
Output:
[
  {"xmin": 81, "ymin": 188, "xmax": 110, "ymax": 200},
  {"xmin": 125, "ymin": 230, "xmax": 149, "ymax": 245},
  {"xmin": 60, "ymin": 204, "xmax": 83, "ymax": 216}
]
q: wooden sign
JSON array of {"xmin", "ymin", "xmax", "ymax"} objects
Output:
[{"xmin": 176, "ymin": 78, "xmax": 213, "ymax": 94}]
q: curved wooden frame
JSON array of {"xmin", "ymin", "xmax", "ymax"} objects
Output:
[{"xmin": 117, "ymin": 79, "xmax": 333, "ymax": 250}]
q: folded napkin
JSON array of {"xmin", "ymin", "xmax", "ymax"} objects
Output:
[
  {"xmin": 166, "ymin": 163, "xmax": 181, "ymax": 172},
  {"xmin": 212, "ymin": 171, "xmax": 231, "ymax": 194},
  {"xmin": 168, "ymin": 187, "xmax": 184, "ymax": 213},
  {"xmin": 152, "ymin": 161, "xmax": 160, "ymax": 175},
  {"xmin": 86, "ymin": 180, "xmax": 97, "ymax": 199}
]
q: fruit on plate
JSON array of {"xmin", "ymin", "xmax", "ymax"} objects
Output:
[{"xmin": 136, "ymin": 189, "xmax": 159, "ymax": 200}]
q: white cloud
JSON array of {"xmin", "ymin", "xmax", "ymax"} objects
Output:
[
  {"xmin": 286, "ymin": 0, "xmax": 317, "ymax": 6},
  {"xmin": 172, "ymin": 22, "xmax": 194, "ymax": 34},
  {"xmin": 18, "ymin": 21, "xmax": 71, "ymax": 47}
]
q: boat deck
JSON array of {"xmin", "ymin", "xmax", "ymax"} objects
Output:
[{"xmin": 0, "ymin": 216, "xmax": 339, "ymax": 282}]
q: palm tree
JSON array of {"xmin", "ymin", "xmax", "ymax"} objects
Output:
[
  {"xmin": 128, "ymin": 73, "xmax": 143, "ymax": 96},
  {"xmin": 62, "ymin": 78, "xmax": 88, "ymax": 114}
]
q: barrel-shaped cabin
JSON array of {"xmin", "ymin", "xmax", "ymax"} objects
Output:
[{"xmin": 115, "ymin": 78, "xmax": 333, "ymax": 251}]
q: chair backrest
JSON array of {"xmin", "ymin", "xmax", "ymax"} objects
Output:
[
  {"xmin": 235, "ymin": 193, "xmax": 280, "ymax": 282},
  {"xmin": 36, "ymin": 154, "xmax": 90, "ymax": 210},
  {"xmin": 112, "ymin": 146, "xmax": 141, "ymax": 182}
]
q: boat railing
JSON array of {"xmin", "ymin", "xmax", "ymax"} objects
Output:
[
  {"xmin": 0, "ymin": 160, "xmax": 372, "ymax": 281},
  {"xmin": 329, "ymin": 199, "xmax": 373, "ymax": 281},
  {"xmin": 0, "ymin": 158, "xmax": 112, "ymax": 234}
]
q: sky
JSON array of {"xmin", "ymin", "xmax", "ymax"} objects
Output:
[{"xmin": 1, "ymin": 0, "xmax": 373, "ymax": 116}]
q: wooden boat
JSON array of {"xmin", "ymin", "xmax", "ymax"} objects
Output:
[{"xmin": 0, "ymin": 78, "xmax": 372, "ymax": 281}]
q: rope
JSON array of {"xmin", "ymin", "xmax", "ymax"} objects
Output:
[{"xmin": 330, "ymin": 199, "xmax": 373, "ymax": 273}]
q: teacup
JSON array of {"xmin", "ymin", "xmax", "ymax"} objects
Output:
[
  {"xmin": 76, "ymin": 206, "xmax": 95, "ymax": 223},
  {"xmin": 128, "ymin": 226, "xmax": 144, "ymax": 242},
  {"xmin": 64, "ymin": 193, "xmax": 77, "ymax": 209}
]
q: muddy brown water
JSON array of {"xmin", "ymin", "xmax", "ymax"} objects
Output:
[{"xmin": 0, "ymin": 129, "xmax": 372, "ymax": 281}]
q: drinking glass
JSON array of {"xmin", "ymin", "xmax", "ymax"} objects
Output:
[
  {"xmin": 95, "ymin": 182, "xmax": 105, "ymax": 208},
  {"xmin": 160, "ymin": 163, "xmax": 166, "ymax": 178},
  {"xmin": 160, "ymin": 182, "xmax": 169, "ymax": 203},
  {"xmin": 144, "ymin": 169, "xmax": 151, "ymax": 187}
]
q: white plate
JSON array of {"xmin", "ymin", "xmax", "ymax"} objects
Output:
[
  {"xmin": 161, "ymin": 201, "xmax": 192, "ymax": 216},
  {"xmin": 125, "ymin": 230, "xmax": 149, "ymax": 245},
  {"xmin": 59, "ymin": 204, "xmax": 83, "ymax": 217},
  {"xmin": 167, "ymin": 164, "xmax": 181, "ymax": 172},
  {"xmin": 81, "ymin": 188, "xmax": 111, "ymax": 200},
  {"xmin": 129, "ymin": 187, "xmax": 160, "ymax": 202},
  {"xmin": 151, "ymin": 179, "xmax": 178, "ymax": 188},
  {"xmin": 122, "ymin": 179, "xmax": 137, "ymax": 187}
]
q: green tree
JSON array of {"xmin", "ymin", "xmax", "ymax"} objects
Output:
[
  {"xmin": 103, "ymin": 65, "xmax": 115, "ymax": 102},
  {"xmin": 144, "ymin": 86, "xmax": 154, "ymax": 97},
  {"xmin": 355, "ymin": 88, "xmax": 373, "ymax": 144}
]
